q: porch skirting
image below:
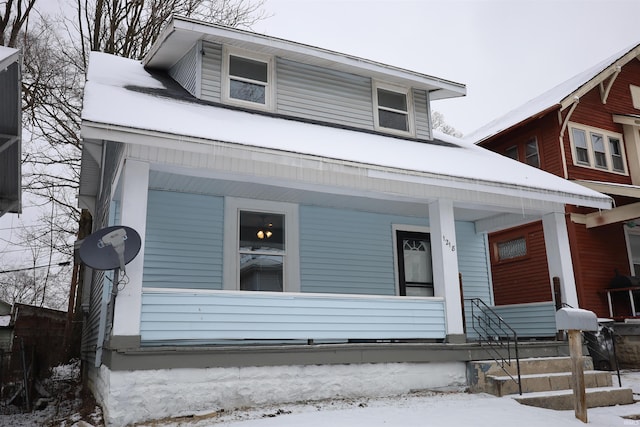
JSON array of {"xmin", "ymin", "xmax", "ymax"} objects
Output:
[{"xmin": 87, "ymin": 361, "xmax": 467, "ymax": 426}]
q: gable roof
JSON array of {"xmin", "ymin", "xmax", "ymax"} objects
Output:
[
  {"xmin": 466, "ymin": 42, "xmax": 640, "ymax": 144},
  {"xmin": 81, "ymin": 52, "xmax": 611, "ymax": 212},
  {"xmin": 144, "ymin": 16, "xmax": 466, "ymax": 101}
]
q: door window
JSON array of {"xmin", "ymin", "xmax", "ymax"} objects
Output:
[{"xmin": 396, "ymin": 230, "xmax": 433, "ymax": 296}]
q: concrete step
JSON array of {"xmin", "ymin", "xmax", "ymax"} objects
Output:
[
  {"xmin": 513, "ymin": 386, "xmax": 635, "ymax": 410},
  {"xmin": 469, "ymin": 356, "xmax": 592, "ymax": 378},
  {"xmin": 488, "ymin": 370, "xmax": 612, "ymax": 397},
  {"xmin": 467, "ymin": 356, "xmax": 594, "ymax": 394}
]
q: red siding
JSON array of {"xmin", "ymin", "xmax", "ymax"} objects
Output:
[
  {"xmin": 568, "ymin": 221, "xmax": 631, "ymax": 318},
  {"xmin": 479, "ymin": 57, "xmax": 640, "ymax": 317},
  {"xmin": 488, "ymin": 222, "xmax": 552, "ymax": 305}
]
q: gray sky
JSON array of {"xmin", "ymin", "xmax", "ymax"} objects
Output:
[{"xmin": 253, "ymin": 0, "xmax": 640, "ymax": 135}]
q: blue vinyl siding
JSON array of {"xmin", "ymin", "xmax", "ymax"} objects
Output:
[
  {"xmin": 142, "ymin": 190, "xmax": 224, "ymax": 289},
  {"xmin": 140, "ymin": 290, "xmax": 446, "ymax": 343},
  {"xmin": 276, "ymin": 58, "xmax": 374, "ymax": 129},
  {"xmin": 299, "ymin": 206, "xmax": 428, "ymax": 295},
  {"xmin": 491, "ymin": 302, "xmax": 557, "ymax": 338}
]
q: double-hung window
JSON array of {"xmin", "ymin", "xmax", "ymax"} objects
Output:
[
  {"xmin": 373, "ymin": 82, "xmax": 414, "ymax": 135},
  {"xmin": 223, "ymin": 48, "xmax": 273, "ymax": 110},
  {"xmin": 525, "ymin": 137, "xmax": 540, "ymax": 168},
  {"xmin": 569, "ymin": 123, "xmax": 627, "ymax": 174},
  {"xmin": 223, "ymin": 198, "xmax": 300, "ymax": 292}
]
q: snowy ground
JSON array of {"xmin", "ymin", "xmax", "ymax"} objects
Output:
[
  {"xmin": 2, "ymin": 366, "xmax": 640, "ymax": 426},
  {"xmin": 132, "ymin": 370, "xmax": 640, "ymax": 427}
]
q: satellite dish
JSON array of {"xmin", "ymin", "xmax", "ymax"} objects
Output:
[{"xmin": 79, "ymin": 225, "xmax": 141, "ymax": 272}]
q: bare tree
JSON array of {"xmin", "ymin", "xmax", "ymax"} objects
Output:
[
  {"xmin": 432, "ymin": 111, "xmax": 463, "ymax": 138},
  {"xmin": 0, "ymin": 0, "xmax": 37, "ymax": 47},
  {"xmin": 1, "ymin": 1, "xmax": 267, "ymax": 313}
]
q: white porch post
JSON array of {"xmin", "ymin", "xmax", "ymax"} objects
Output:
[
  {"xmin": 429, "ymin": 199, "xmax": 465, "ymax": 342},
  {"xmin": 542, "ymin": 212, "xmax": 579, "ymax": 307},
  {"xmin": 112, "ymin": 159, "xmax": 149, "ymax": 341}
]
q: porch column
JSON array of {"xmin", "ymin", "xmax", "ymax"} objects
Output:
[
  {"xmin": 429, "ymin": 199, "xmax": 465, "ymax": 342},
  {"xmin": 542, "ymin": 212, "xmax": 579, "ymax": 307},
  {"xmin": 112, "ymin": 159, "xmax": 149, "ymax": 342}
]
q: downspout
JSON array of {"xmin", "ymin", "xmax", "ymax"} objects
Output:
[{"xmin": 558, "ymin": 96, "xmax": 580, "ymax": 179}]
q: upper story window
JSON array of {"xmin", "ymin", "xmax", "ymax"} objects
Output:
[
  {"xmin": 525, "ymin": 137, "xmax": 540, "ymax": 168},
  {"xmin": 505, "ymin": 146, "xmax": 518, "ymax": 160},
  {"xmin": 373, "ymin": 82, "xmax": 414, "ymax": 136},
  {"xmin": 503, "ymin": 137, "xmax": 540, "ymax": 168},
  {"xmin": 569, "ymin": 123, "xmax": 627, "ymax": 174},
  {"xmin": 223, "ymin": 48, "xmax": 273, "ymax": 110}
]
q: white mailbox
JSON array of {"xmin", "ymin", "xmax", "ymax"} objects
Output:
[{"xmin": 556, "ymin": 307, "xmax": 598, "ymax": 331}]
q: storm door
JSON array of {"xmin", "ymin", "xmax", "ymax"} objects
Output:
[{"xmin": 396, "ymin": 230, "xmax": 434, "ymax": 296}]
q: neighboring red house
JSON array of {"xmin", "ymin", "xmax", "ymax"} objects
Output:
[{"xmin": 468, "ymin": 43, "xmax": 640, "ymax": 320}]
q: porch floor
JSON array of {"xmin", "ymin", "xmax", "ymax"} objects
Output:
[{"xmin": 103, "ymin": 339, "xmax": 570, "ymax": 371}]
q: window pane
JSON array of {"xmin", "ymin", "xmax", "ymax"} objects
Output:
[
  {"xmin": 505, "ymin": 146, "xmax": 518, "ymax": 160},
  {"xmin": 497, "ymin": 237, "xmax": 526, "ymax": 260},
  {"xmin": 572, "ymin": 128, "xmax": 589, "ymax": 164},
  {"xmin": 239, "ymin": 211, "xmax": 284, "ymax": 252},
  {"xmin": 591, "ymin": 133, "xmax": 607, "ymax": 168},
  {"xmin": 379, "ymin": 109, "xmax": 408, "ymax": 131},
  {"xmin": 525, "ymin": 139, "xmax": 540, "ymax": 168},
  {"xmin": 230, "ymin": 55, "xmax": 268, "ymax": 82},
  {"xmin": 230, "ymin": 79, "xmax": 266, "ymax": 104},
  {"xmin": 610, "ymin": 138, "xmax": 625, "ymax": 172},
  {"xmin": 240, "ymin": 254, "xmax": 283, "ymax": 291},
  {"xmin": 377, "ymin": 89, "xmax": 407, "ymax": 111}
]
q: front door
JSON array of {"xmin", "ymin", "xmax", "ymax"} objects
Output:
[{"xmin": 396, "ymin": 230, "xmax": 434, "ymax": 296}]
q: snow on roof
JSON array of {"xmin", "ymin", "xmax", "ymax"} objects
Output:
[
  {"xmin": 466, "ymin": 42, "xmax": 640, "ymax": 144},
  {"xmin": 0, "ymin": 45, "xmax": 19, "ymax": 71},
  {"xmin": 81, "ymin": 52, "xmax": 610, "ymax": 207}
]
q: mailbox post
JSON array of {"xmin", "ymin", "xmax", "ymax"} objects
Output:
[{"xmin": 556, "ymin": 307, "xmax": 599, "ymax": 423}]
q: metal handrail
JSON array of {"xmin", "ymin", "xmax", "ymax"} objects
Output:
[{"xmin": 466, "ymin": 298, "xmax": 522, "ymax": 395}]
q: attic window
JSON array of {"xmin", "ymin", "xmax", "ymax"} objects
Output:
[
  {"xmin": 373, "ymin": 82, "xmax": 414, "ymax": 136},
  {"xmin": 223, "ymin": 48, "xmax": 272, "ymax": 110}
]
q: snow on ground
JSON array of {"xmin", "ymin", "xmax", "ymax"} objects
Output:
[
  {"xmin": 3, "ymin": 366, "xmax": 640, "ymax": 426},
  {"xmin": 132, "ymin": 370, "xmax": 640, "ymax": 427}
]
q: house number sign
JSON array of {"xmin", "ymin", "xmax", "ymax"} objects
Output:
[{"xmin": 443, "ymin": 235, "xmax": 456, "ymax": 252}]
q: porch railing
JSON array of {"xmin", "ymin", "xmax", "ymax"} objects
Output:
[
  {"xmin": 466, "ymin": 298, "xmax": 522, "ymax": 395},
  {"xmin": 141, "ymin": 288, "xmax": 447, "ymax": 344}
]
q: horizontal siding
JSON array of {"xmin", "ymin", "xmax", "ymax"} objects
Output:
[
  {"xmin": 299, "ymin": 206, "xmax": 427, "ymax": 295},
  {"xmin": 140, "ymin": 290, "xmax": 446, "ymax": 342},
  {"xmin": 490, "ymin": 302, "xmax": 557, "ymax": 338},
  {"xmin": 142, "ymin": 190, "xmax": 224, "ymax": 289},
  {"xmin": 168, "ymin": 42, "xmax": 198, "ymax": 96},
  {"xmin": 276, "ymin": 58, "xmax": 374, "ymax": 129},
  {"xmin": 413, "ymin": 88, "xmax": 431, "ymax": 140},
  {"xmin": 200, "ymin": 41, "xmax": 222, "ymax": 103}
]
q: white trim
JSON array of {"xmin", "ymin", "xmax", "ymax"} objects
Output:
[
  {"xmin": 391, "ymin": 223, "xmax": 431, "ymax": 296},
  {"xmin": 142, "ymin": 287, "xmax": 444, "ymax": 301},
  {"xmin": 567, "ymin": 122, "xmax": 628, "ymax": 175},
  {"xmin": 372, "ymin": 81, "xmax": 415, "ymax": 137},
  {"xmin": 195, "ymin": 39, "xmax": 203, "ymax": 99},
  {"xmin": 223, "ymin": 197, "xmax": 299, "ymax": 292},
  {"xmin": 221, "ymin": 46, "xmax": 274, "ymax": 111}
]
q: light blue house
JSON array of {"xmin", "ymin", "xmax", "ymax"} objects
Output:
[{"xmin": 78, "ymin": 17, "xmax": 611, "ymax": 425}]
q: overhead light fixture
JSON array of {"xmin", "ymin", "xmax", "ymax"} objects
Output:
[{"xmin": 257, "ymin": 226, "xmax": 274, "ymax": 240}]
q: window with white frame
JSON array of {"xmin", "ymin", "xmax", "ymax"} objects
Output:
[
  {"xmin": 223, "ymin": 48, "xmax": 273, "ymax": 109},
  {"xmin": 223, "ymin": 198, "xmax": 300, "ymax": 292},
  {"xmin": 373, "ymin": 82, "xmax": 413, "ymax": 135},
  {"xmin": 569, "ymin": 123, "xmax": 627, "ymax": 174}
]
